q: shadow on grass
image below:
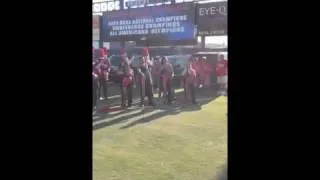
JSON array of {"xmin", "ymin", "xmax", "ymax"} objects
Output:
[
  {"xmin": 93, "ymin": 110, "xmax": 144, "ymax": 130},
  {"xmin": 93, "ymin": 84, "xmax": 221, "ymax": 131},
  {"xmin": 118, "ymin": 93, "xmax": 219, "ymax": 130},
  {"xmin": 120, "ymin": 108, "xmax": 179, "ymax": 129},
  {"xmin": 215, "ymin": 163, "xmax": 227, "ymax": 180},
  {"xmin": 93, "ymin": 108, "xmax": 138, "ymax": 123}
]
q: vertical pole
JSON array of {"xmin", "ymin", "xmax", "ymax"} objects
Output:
[
  {"xmin": 201, "ymin": 36, "xmax": 205, "ymax": 49},
  {"xmin": 99, "ymin": 15, "xmax": 103, "ymax": 48},
  {"xmin": 120, "ymin": 0, "xmax": 125, "ymax": 50},
  {"xmin": 120, "ymin": 0, "xmax": 124, "ymax": 10}
]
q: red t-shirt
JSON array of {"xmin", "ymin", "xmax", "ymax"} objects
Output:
[
  {"xmin": 192, "ymin": 62, "xmax": 201, "ymax": 75},
  {"xmin": 186, "ymin": 66, "xmax": 197, "ymax": 85},
  {"xmin": 216, "ymin": 60, "xmax": 228, "ymax": 76},
  {"xmin": 203, "ymin": 62, "xmax": 213, "ymax": 75},
  {"xmin": 96, "ymin": 62, "xmax": 109, "ymax": 79}
]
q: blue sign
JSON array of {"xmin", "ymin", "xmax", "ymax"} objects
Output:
[{"xmin": 102, "ymin": 2, "xmax": 196, "ymax": 43}]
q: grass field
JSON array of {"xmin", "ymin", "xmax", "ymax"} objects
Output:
[{"xmin": 93, "ymin": 96, "xmax": 227, "ymax": 180}]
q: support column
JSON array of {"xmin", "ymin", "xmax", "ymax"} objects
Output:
[
  {"xmin": 120, "ymin": 0, "xmax": 124, "ymax": 10},
  {"xmin": 99, "ymin": 15, "xmax": 103, "ymax": 48},
  {"xmin": 120, "ymin": 0, "xmax": 125, "ymax": 50},
  {"xmin": 201, "ymin": 36, "xmax": 205, "ymax": 49}
]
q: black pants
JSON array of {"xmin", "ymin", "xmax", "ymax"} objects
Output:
[
  {"xmin": 166, "ymin": 79, "xmax": 173, "ymax": 103},
  {"xmin": 196, "ymin": 74, "xmax": 200, "ymax": 87},
  {"xmin": 98, "ymin": 77, "xmax": 108, "ymax": 99},
  {"xmin": 183, "ymin": 79, "xmax": 187, "ymax": 99},
  {"xmin": 93, "ymin": 79, "xmax": 98, "ymax": 109},
  {"xmin": 159, "ymin": 77, "xmax": 164, "ymax": 98},
  {"xmin": 184, "ymin": 83, "xmax": 196, "ymax": 104},
  {"xmin": 120, "ymin": 82, "xmax": 133, "ymax": 106},
  {"xmin": 140, "ymin": 77, "xmax": 154, "ymax": 105}
]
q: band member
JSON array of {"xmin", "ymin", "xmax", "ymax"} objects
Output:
[
  {"xmin": 159, "ymin": 73, "xmax": 164, "ymax": 98},
  {"xmin": 118, "ymin": 52, "xmax": 134, "ymax": 107},
  {"xmin": 202, "ymin": 57, "xmax": 213, "ymax": 87},
  {"xmin": 102, "ymin": 47, "xmax": 111, "ymax": 85},
  {"xmin": 95, "ymin": 48, "xmax": 110, "ymax": 100},
  {"xmin": 92, "ymin": 70, "xmax": 99, "ymax": 110},
  {"xmin": 216, "ymin": 54, "xmax": 228, "ymax": 95},
  {"xmin": 136, "ymin": 48, "xmax": 155, "ymax": 107},
  {"xmin": 192, "ymin": 57, "xmax": 202, "ymax": 88},
  {"xmin": 102, "ymin": 47, "xmax": 111, "ymax": 64},
  {"xmin": 151, "ymin": 57, "xmax": 161, "ymax": 91},
  {"xmin": 103, "ymin": 47, "xmax": 108, "ymax": 57},
  {"xmin": 184, "ymin": 58, "xmax": 197, "ymax": 104},
  {"xmin": 199, "ymin": 57, "xmax": 207, "ymax": 88},
  {"xmin": 160, "ymin": 56, "xmax": 174, "ymax": 104},
  {"xmin": 127, "ymin": 54, "xmax": 138, "ymax": 88}
]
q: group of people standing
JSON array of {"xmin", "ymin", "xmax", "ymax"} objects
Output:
[
  {"xmin": 117, "ymin": 48, "xmax": 179, "ymax": 108},
  {"xmin": 116, "ymin": 48, "xmax": 156, "ymax": 108},
  {"xmin": 182, "ymin": 55, "xmax": 228, "ymax": 96},
  {"xmin": 150, "ymin": 56, "xmax": 175, "ymax": 103},
  {"xmin": 92, "ymin": 47, "xmax": 228, "ymax": 111},
  {"xmin": 92, "ymin": 47, "xmax": 175, "ymax": 110}
]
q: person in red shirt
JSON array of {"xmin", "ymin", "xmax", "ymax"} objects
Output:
[
  {"xmin": 95, "ymin": 48, "xmax": 110, "ymax": 100},
  {"xmin": 183, "ymin": 57, "xmax": 198, "ymax": 104},
  {"xmin": 102, "ymin": 47, "xmax": 111, "ymax": 80},
  {"xmin": 92, "ymin": 69, "xmax": 99, "ymax": 111},
  {"xmin": 192, "ymin": 57, "xmax": 203, "ymax": 88},
  {"xmin": 160, "ymin": 56, "xmax": 174, "ymax": 104},
  {"xmin": 151, "ymin": 57, "xmax": 161, "ymax": 92},
  {"xmin": 202, "ymin": 57, "xmax": 214, "ymax": 88},
  {"xmin": 117, "ymin": 52, "xmax": 134, "ymax": 108},
  {"xmin": 135, "ymin": 48, "xmax": 155, "ymax": 107},
  {"xmin": 216, "ymin": 55, "xmax": 228, "ymax": 95},
  {"xmin": 198, "ymin": 57, "xmax": 207, "ymax": 88}
]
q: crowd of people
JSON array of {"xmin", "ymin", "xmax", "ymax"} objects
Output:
[{"xmin": 92, "ymin": 47, "xmax": 228, "ymax": 111}]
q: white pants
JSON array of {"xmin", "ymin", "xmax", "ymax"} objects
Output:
[
  {"xmin": 217, "ymin": 75, "xmax": 227, "ymax": 84},
  {"xmin": 217, "ymin": 75, "xmax": 228, "ymax": 89}
]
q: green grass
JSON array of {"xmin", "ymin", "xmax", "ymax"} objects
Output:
[{"xmin": 93, "ymin": 96, "xmax": 227, "ymax": 180}]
